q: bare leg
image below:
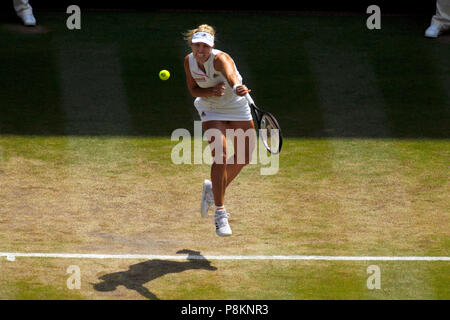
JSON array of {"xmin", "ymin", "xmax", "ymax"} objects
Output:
[
  {"xmin": 203, "ymin": 121, "xmax": 228, "ymax": 207},
  {"xmin": 203, "ymin": 120, "xmax": 256, "ymax": 207},
  {"xmin": 224, "ymin": 120, "xmax": 256, "ymax": 188}
]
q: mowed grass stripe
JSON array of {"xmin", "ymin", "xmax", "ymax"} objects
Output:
[
  {"xmin": 1, "ymin": 137, "xmax": 447, "ymax": 255},
  {"xmin": 57, "ymin": 41, "xmax": 133, "ymax": 135},
  {"xmin": 303, "ymin": 40, "xmax": 390, "ymax": 138},
  {"xmin": 1, "ymin": 257, "xmax": 448, "ymax": 299},
  {"xmin": 362, "ymin": 24, "xmax": 450, "ymax": 298},
  {"xmin": 364, "ymin": 16, "xmax": 450, "ymax": 138},
  {"xmin": 303, "ymin": 39, "xmax": 445, "ymax": 298},
  {"xmin": 55, "ymin": 39, "xmax": 149, "ymax": 251},
  {"xmin": 304, "ymin": 40, "xmax": 410, "ymax": 256},
  {"xmin": 0, "ymin": 23, "xmax": 64, "ymax": 135}
]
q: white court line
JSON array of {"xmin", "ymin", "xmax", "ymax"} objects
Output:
[{"xmin": 0, "ymin": 252, "xmax": 449, "ymax": 262}]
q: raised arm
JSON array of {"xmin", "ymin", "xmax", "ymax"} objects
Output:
[
  {"xmin": 184, "ymin": 55, "xmax": 225, "ymax": 98},
  {"xmin": 213, "ymin": 53, "xmax": 251, "ymax": 96}
]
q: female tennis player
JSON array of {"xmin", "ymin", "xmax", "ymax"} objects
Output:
[{"xmin": 183, "ymin": 24, "xmax": 256, "ymax": 237}]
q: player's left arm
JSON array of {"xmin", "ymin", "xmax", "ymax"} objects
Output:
[{"xmin": 214, "ymin": 53, "xmax": 251, "ymax": 96}]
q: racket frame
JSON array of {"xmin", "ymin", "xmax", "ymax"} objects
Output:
[{"xmin": 245, "ymin": 93, "xmax": 283, "ymax": 154}]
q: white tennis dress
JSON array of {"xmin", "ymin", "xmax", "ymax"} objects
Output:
[{"xmin": 188, "ymin": 49, "xmax": 252, "ymax": 122}]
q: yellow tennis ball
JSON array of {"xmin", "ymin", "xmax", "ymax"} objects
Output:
[{"xmin": 159, "ymin": 70, "xmax": 170, "ymax": 80}]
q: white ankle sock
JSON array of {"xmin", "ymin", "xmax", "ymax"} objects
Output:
[{"xmin": 215, "ymin": 205, "xmax": 225, "ymax": 212}]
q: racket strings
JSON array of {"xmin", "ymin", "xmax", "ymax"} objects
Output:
[{"xmin": 259, "ymin": 114, "xmax": 281, "ymax": 154}]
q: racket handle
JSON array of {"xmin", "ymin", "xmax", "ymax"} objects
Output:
[{"xmin": 244, "ymin": 93, "xmax": 255, "ymax": 105}]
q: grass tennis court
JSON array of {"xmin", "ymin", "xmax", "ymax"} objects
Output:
[{"xmin": 0, "ymin": 10, "xmax": 449, "ymax": 299}]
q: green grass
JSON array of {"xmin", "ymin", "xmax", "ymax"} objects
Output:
[
  {"xmin": 5, "ymin": 280, "xmax": 85, "ymax": 300},
  {"xmin": 0, "ymin": 259, "xmax": 85, "ymax": 300},
  {"xmin": 1, "ymin": 259, "xmax": 448, "ymax": 299},
  {"xmin": 0, "ymin": 137, "xmax": 448, "ymax": 300},
  {"xmin": 0, "ymin": 11, "xmax": 448, "ymax": 299},
  {"xmin": 0, "ymin": 11, "xmax": 448, "ymax": 137}
]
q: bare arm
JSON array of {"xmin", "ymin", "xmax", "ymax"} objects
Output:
[
  {"xmin": 184, "ymin": 55, "xmax": 225, "ymax": 98},
  {"xmin": 214, "ymin": 53, "xmax": 251, "ymax": 96}
]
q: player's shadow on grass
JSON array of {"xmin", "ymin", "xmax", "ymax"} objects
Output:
[{"xmin": 92, "ymin": 249, "xmax": 217, "ymax": 300}]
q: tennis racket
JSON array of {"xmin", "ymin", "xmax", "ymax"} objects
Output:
[{"xmin": 245, "ymin": 93, "xmax": 283, "ymax": 155}]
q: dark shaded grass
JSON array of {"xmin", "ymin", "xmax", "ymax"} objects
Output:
[{"xmin": 0, "ymin": 12, "xmax": 448, "ymax": 137}]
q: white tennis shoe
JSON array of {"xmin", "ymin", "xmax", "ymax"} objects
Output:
[
  {"xmin": 214, "ymin": 209, "xmax": 232, "ymax": 237},
  {"xmin": 425, "ymin": 25, "xmax": 440, "ymax": 38},
  {"xmin": 21, "ymin": 14, "xmax": 36, "ymax": 26},
  {"xmin": 201, "ymin": 179, "xmax": 214, "ymax": 218}
]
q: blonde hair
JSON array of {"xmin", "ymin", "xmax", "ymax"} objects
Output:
[{"xmin": 183, "ymin": 24, "xmax": 216, "ymax": 45}]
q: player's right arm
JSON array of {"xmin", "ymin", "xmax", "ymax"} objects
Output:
[{"xmin": 184, "ymin": 55, "xmax": 225, "ymax": 97}]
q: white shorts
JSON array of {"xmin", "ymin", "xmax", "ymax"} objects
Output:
[
  {"xmin": 194, "ymin": 97, "xmax": 252, "ymax": 122},
  {"xmin": 198, "ymin": 110, "xmax": 253, "ymax": 122}
]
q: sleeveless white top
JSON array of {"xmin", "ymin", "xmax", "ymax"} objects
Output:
[{"xmin": 188, "ymin": 49, "xmax": 251, "ymax": 120}]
